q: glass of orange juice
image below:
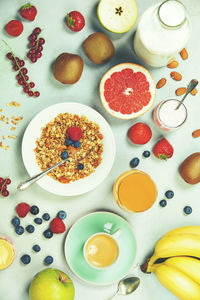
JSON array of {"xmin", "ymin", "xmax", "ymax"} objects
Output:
[{"xmin": 113, "ymin": 170, "xmax": 157, "ymax": 213}]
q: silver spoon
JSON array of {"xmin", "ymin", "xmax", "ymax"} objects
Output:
[
  {"xmin": 108, "ymin": 277, "xmax": 140, "ymax": 300},
  {"xmin": 176, "ymin": 79, "xmax": 198, "ymax": 110},
  {"xmin": 17, "ymin": 147, "xmax": 94, "ymax": 191}
]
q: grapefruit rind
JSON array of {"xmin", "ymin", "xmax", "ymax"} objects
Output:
[
  {"xmin": 97, "ymin": 0, "xmax": 138, "ymax": 34},
  {"xmin": 99, "ymin": 63, "xmax": 156, "ymax": 120}
]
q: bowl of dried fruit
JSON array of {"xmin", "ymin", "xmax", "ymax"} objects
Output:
[{"xmin": 21, "ymin": 102, "xmax": 116, "ymax": 196}]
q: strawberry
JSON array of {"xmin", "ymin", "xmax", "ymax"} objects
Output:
[
  {"xmin": 50, "ymin": 218, "xmax": 66, "ymax": 234},
  {"xmin": 66, "ymin": 11, "xmax": 85, "ymax": 32},
  {"xmin": 153, "ymin": 138, "xmax": 174, "ymax": 160},
  {"xmin": 6, "ymin": 20, "xmax": 23, "ymax": 37},
  {"xmin": 128, "ymin": 122, "xmax": 152, "ymax": 145},
  {"xmin": 67, "ymin": 127, "xmax": 83, "ymax": 141},
  {"xmin": 16, "ymin": 202, "xmax": 31, "ymax": 218},
  {"xmin": 19, "ymin": 3, "xmax": 37, "ymax": 21}
]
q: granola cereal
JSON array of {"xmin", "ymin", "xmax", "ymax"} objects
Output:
[{"xmin": 34, "ymin": 113, "xmax": 104, "ymax": 184}]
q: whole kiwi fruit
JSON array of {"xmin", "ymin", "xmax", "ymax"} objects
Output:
[
  {"xmin": 83, "ymin": 32, "xmax": 115, "ymax": 65},
  {"xmin": 179, "ymin": 152, "xmax": 200, "ymax": 184},
  {"xmin": 53, "ymin": 52, "xmax": 84, "ymax": 84}
]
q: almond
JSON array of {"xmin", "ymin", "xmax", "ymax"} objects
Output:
[
  {"xmin": 190, "ymin": 88, "xmax": 198, "ymax": 96},
  {"xmin": 175, "ymin": 87, "xmax": 187, "ymax": 96},
  {"xmin": 167, "ymin": 60, "xmax": 179, "ymax": 68},
  {"xmin": 156, "ymin": 78, "xmax": 167, "ymax": 89},
  {"xmin": 170, "ymin": 71, "xmax": 182, "ymax": 81},
  {"xmin": 180, "ymin": 48, "xmax": 188, "ymax": 60},
  {"xmin": 192, "ymin": 129, "xmax": 200, "ymax": 138}
]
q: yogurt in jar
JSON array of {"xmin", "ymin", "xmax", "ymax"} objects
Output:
[
  {"xmin": 153, "ymin": 99, "xmax": 187, "ymax": 131},
  {"xmin": 133, "ymin": 0, "xmax": 191, "ymax": 67}
]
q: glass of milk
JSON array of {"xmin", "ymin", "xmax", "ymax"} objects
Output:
[
  {"xmin": 133, "ymin": 0, "xmax": 191, "ymax": 67},
  {"xmin": 153, "ymin": 99, "xmax": 188, "ymax": 131}
]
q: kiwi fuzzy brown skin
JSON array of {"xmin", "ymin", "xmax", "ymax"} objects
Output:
[
  {"xmin": 83, "ymin": 32, "xmax": 115, "ymax": 65},
  {"xmin": 179, "ymin": 152, "xmax": 200, "ymax": 185},
  {"xmin": 53, "ymin": 53, "xmax": 84, "ymax": 84}
]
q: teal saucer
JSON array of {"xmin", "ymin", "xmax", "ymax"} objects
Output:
[{"xmin": 64, "ymin": 211, "xmax": 137, "ymax": 285}]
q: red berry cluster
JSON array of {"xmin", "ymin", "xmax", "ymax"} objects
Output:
[
  {"xmin": 6, "ymin": 52, "xmax": 40, "ymax": 97},
  {"xmin": 0, "ymin": 177, "xmax": 11, "ymax": 197},
  {"xmin": 27, "ymin": 27, "xmax": 45, "ymax": 63}
]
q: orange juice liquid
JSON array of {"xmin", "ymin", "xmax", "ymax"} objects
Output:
[{"xmin": 114, "ymin": 170, "xmax": 157, "ymax": 213}]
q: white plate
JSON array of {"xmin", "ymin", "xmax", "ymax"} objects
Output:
[{"xmin": 21, "ymin": 102, "xmax": 116, "ymax": 196}]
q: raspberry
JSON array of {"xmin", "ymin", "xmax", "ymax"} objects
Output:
[
  {"xmin": 16, "ymin": 202, "xmax": 31, "ymax": 218},
  {"xmin": 67, "ymin": 127, "xmax": 83, "ymax": 141},
  {"xmin": 50, "ymin": 218, "xmax": 66, "ymax": 234}
]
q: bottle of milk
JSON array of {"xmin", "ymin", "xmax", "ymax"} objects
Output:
[{"xmin": 134, "ymin": 0, "xmax": 191, "ymax": 67}]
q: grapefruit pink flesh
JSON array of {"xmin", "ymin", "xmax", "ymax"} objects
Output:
[{"xmin": 103, "ymin": 68, "xmax": 152, "ymax": 115}]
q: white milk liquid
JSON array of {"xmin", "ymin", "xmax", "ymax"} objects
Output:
[
  {"xmin": 159, "ymin": 99, "xmax": 187, "ymax": 128},
  {"xmin": 134, "ymin": 0, "xmax": 190, "ymax": 67}
]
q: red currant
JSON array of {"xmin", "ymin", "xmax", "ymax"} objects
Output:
[
  {"xmin": 21, "ymin": 68, "xmax": 28, "ymax": 75},
  {"xmin": 37, "ymin": 45, "xmax": 43, "ymax": 51},
  {"xmin": 18, "ymin": 60, "xmax": 25, "ymax": 67},
  {"xmin": 34, "ymin": 91, "xmax": 40, "ymax": 97},
  {"xmin": 29, "ymin": 82, "xmax": 35, "ymax": 88},
  {"xmin": 33, "ymin": 27, "xmax": 41, "ymax": 34},
  {"xmin": 0, "ymin": 178, "xmax": 4, "ymax": 185},
  {"xmin": 29, "ymin": 41, "xmax": 36, "ymax": 48},
  {"xmin": 23, "ymin": 87, "xmax": 29, "ymax": 93},
  {"xmin": 27, "ymin": 53, "xmax": 32, "ymax": 59},
  {"xmin": 18, "ymin": 79, "xmax": 24, "ymax": 85},
  {"xmin": 13, "ymin": 65, "xmax": 19, "ymax": 71},
  {"xmin": 39, "ymin": 38, "xmax": 45, "ymax": 45},
  {"xmin": 6, "ymin": 52, "xmax": 13, "ymax": 60},
  {"xmin": 28, "ymin": 91, "xmax": 34, "ymax": 97},
  {"xmin": 30, "ymin": 49, "xmax": 36, "ymax": 54},
  {"xmin": 36, "ymin": 52, "xmax": 42, "ymax": 58},
  {"xmin": 31, "ymin": 57, "xmax": 37, "ymax": 63},
  {"xmin": 29, "ymin": 34, "xmax": 37, "ymax": 41},
  {"xmin": 5, "ymin": 178, "xmax": 11, "ymax": 185},
  {"xmin": 2, "ymin": 190, "xmax": 9, "ymax": 197},
  {"xmin": 16, "ymin": 73, "xmax": 22, "ymax": 80},
  {"xmin": 2, "ymin": 185, "xmax": 7, "ymax": 191},
  {"xmin": 24, "ymin": 75, "xmax": 29, "ymax": 81}
]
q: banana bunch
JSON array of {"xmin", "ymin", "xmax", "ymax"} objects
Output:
[{"xmin": 142, "ymin": 226, "xmax": 200, "ymax": 300}]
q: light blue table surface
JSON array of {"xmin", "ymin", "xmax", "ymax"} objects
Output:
[{"xmin": 0, "ymin": 0, "xmax": 200, "ymax": 299}]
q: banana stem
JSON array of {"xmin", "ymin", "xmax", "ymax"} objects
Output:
[{"xmin": 146, "ymin": 254, "xmax": 159, "ymax": 272}]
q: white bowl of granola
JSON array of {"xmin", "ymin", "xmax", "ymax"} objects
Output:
[{"xmin": 21, "ymin": 102, "xmax": 116, "ymax": 196}]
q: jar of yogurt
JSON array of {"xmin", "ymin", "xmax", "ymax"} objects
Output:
[
  {"xmin": 133, "ymin": 0, "xmax": 191, "ymax": 67},
  {"xmin": 153, "ymin": 99, "xmax": 187, "ymax": 131},
  {"xmin": 0, "ymin": 236, "xmax": 16, "ymax": 270}
]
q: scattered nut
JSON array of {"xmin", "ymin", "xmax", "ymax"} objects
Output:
[
  {"xmin": 190, "ymin": 88, "xmax": 198, "ymax": 96},
  {"xmin": 180, "ymin": 48, "xmax": 188, "ymax": 60},
  {"xmin": 175, "ymin": 87, "xmax": 187, "ymax": 96},
  {"xmin": 167, "ymin": 61, "xmax": 179, "ymax": 68},
  {"xmin": 170, "ymin": 71, "xmax": 182, "ymax": 81},
  {"xmin": 156, "ymin": 78, "xmax": 167, "ymax": 89},
  {"xmin": 192, "ymin": 129, "xmax": 200, "ymax": 138}
]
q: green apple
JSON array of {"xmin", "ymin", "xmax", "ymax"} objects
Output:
[
  {"xmin": 29, "ymin": 268, "xmax": 75, "ymax": 300},
  {"xmin": 97, "ymin": 0, "xmax": 138, "ymax": 33}
]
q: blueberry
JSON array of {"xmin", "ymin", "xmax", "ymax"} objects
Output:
[
  {"xmin": 11, "ymin": 216, "xmax": 20, "ymax": 227},
  {"xmin": 26, "ymin": 225, "xmax": 35, "ymax": 233},
  {"xmin": 57, "ymin": 210, "xmax": 67, "ymax": 220},
  {"xmin": 30, "ymin": 205, "xmax": 39, "ymax": 215},
  {"xmin": 44, "ymin": 255, "xmax": 54, "ymax": 265},
  {"xmin": 33, "ymin": 244, "xmax": 41, "ymax": 252},
  {"xmin": 42, "ymin": 213, "xmax": 50, "ymax": 221},
  {"xmin": 34, "ymin": 218, "xmax": 42, "ymax": 225},
  {"xmin": 183, "ymin": 206, "xmax": 192, "ymax": 215},
  {"xmin": 21, "ymin": 254, "xmax": 31, "ymax": 265},
  {"xmin": 77, "ymin": 163, "xmax": 84, "ymax": 170},
  {"xmin": 61, "ymin": 151, "xmax": 68, "ymax": 160},
  {"xmin": 15, "ymin": 226, "xmax": 24, "ymax": 235},
  {"xmin": 74, "ymin": 141, "xmax": 81, "ymax": 148},
  {"xmin": 65, "ymin": 138, "xmax": 73, "ymax": 146},
  {"xmin": 165, "ymin": 190, "xmax": 174, "ymax": 199},
  {"xmin": 143, "ymin": 150, "xmax": 151, "ymax": 158},
  {"xmin": 130, "ymin": 157, "xmax": 140, "ymax": 168},
  {"xmin": 43, "ymin": 229, "xmax": 53, "ymax": 239},
  {"xmin": 159, "ymin": 200, "xmax": 167, "ymax": 207}
]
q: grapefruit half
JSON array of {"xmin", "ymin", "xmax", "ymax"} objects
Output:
[{"xmin": 99, "ymin": 63, "xmax": 156, "ymax": 119}]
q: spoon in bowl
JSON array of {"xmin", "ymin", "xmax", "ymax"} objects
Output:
[
  {"xmin": 175, "ymin": 79, "xmax": 198, "ymax": 110},
  {"xmin": 108, "ymin": 277, "xmax": 140, "ymax": 300}
]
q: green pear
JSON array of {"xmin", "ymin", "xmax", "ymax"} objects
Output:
[{"xmin": 29, "ymin": 268, "xmax": 75, "ymax": 300}]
